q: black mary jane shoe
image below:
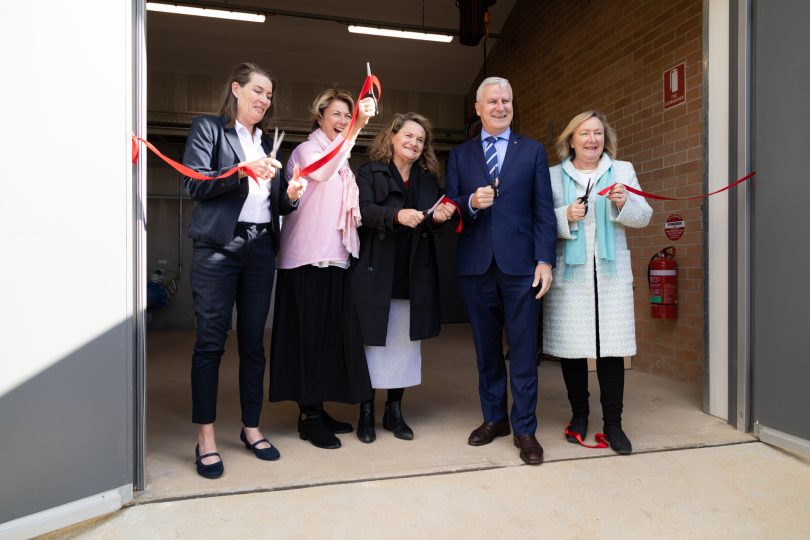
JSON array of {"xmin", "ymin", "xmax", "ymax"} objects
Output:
[
  {"xmin": 240, "ymin": 429, "xmax": 281, "ymax": 461},
  {"xmin": 322, "ymin": 409, "xmax": 353, "ymax": 434},
  {"xmin": 299, "ymin": 412, "xmax": 341, "ymax": 449},
  {"xmin": 195, "ymin": 444, "xmax": 224, "ymax": 479},
  {"xmin": 382, "ymin": 401, "xmax": 413, "ymax": 440},
  {"xmin": 603, "ymin": 424, "xmax": 633, "ymax": 455}
]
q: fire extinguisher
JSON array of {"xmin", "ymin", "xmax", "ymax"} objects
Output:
[{"xmin": 648, "ymin": 246, "xmax": 677, "ymax": 319}]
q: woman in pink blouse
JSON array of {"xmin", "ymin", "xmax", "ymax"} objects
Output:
[{"xmin": 269, "ymin": 89, "xmax": 376, "ymax": 449}]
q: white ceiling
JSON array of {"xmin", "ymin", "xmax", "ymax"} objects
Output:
[{"xmin": 147, "ymin": 0, "xmax": 517, "ymax": 95}]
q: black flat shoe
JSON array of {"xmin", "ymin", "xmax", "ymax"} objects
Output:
[
  {"xmin": 299, "ymin": 412, "xmax": 341, "ymax": 449},
  {"xmin": 240, "ymin": 429, "xmax": 280, "ymax": 461},
  {"xmin": 603, "ymin": 424, "xmax": 633, "ymax": 455},
  {"xmin": 195, "ymin": 444, "xmax": 223, "ymax": 479},
  {"xmin": 322, "ymin": 409, "xmax": 353, "ymax": 434}
]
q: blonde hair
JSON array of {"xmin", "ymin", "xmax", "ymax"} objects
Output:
[
  {"xmin": 555, "ymin": 111, "xmax": 617, "ymax": 162},
  {"xmin": 310, "ymin": 89, "xmax": 355, "ymax": 132},
  {"xmin": 368, "ymin": 112, "xmax": 440, "ymax": 178}
]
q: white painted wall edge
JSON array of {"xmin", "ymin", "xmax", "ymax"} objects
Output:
[
  {"xmin": 756, "ymin": 424, "xmax": 810, "ymax": 461},
  {"xmin": 0, "ymin": 485, "xmax": 132, "ymax": 540},
  {"xmin": 707, "ymin": 0, "xmax": 730, "ymax": 420}
]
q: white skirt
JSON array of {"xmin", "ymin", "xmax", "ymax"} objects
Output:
[{"xmin": 364, "ymin": 299, "xmax": 422, "ymax": 389}]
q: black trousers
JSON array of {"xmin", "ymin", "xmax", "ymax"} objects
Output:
[
  {"xmin": 559, "ymin": 261, "xmax": 625, "ymax": 426},
  {"xmin": 189, "ymin": 222, "xmax": 274, "ymax": 426}
]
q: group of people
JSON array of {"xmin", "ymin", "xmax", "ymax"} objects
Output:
[{"xmin": 182, "ymin": 62, "xmax": 651, "ymax": 479}]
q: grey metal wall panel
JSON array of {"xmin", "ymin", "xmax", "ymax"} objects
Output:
[
  {"xmin": 0, "ymin": 324, "xmax": 130, "ymax": 523},
  {"xmin": 752, "ymin": 0, "xmax": 810, "ymax": 442}
]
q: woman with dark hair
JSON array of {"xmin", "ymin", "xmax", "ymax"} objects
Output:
[
  {"xmin": 543, "ymin": 111, "xmax": 652, "ymax": 455},
  {"xmin": 269, "ymin": 89, "xmax": 377, "ymax": 450},
  {"xmin": 351, "ymin": 112, "xmax": 456, "ymax": 443},
  {"xmin": 183, "ymin": 62, "xmax": 304, "ymax": 478}
]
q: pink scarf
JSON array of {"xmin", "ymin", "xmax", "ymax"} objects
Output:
[{"xmin": 309, "ymin": 129, "xmax": 361, "ymax": 258}]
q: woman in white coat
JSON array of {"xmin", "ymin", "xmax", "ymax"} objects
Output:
[{"xmin": 543, "ymin": 111, "xmax": 652, "ymax": 454}]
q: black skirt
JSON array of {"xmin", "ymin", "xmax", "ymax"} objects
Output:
[{"xmin": 269, "ymin": 265, "xmax": 372, "ymax": 405}]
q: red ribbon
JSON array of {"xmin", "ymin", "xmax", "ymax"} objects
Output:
[
  {"xmin": 132, "ymin": 134, "xmax": 261, "ymax": 183},
  {"xmin": 596, "ymin": 171, "xmax": 756, "ymax": 200},
  {"xmin": 438, "ymin": 196, "xmax": 463, "ymax": 233},
  {"xmin": 565, "ymin": 423, "xmax": 609, "ymax": 449},
  {"xmin": 131, "ymin": 74, "xmax": 382, "ymax": 184}
]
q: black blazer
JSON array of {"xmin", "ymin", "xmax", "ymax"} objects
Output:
[
  {"xmin": 182, "ymin": 115, "xmax": 297, "ymax": 249},
  {"xmin": 351, "ymin": 161, "xmax": 446, "ymax": 346}
]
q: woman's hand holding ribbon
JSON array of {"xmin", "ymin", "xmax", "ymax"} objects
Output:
[
  {"xmin": 607, "ymin": 183, "xmax": 628, "ymax": 209},
  {"xmin": 431, "ymin": 202, "xmax": 456, "ymax": 224},
  {"xmin": 239, "ymin": 156, "xmax": 282, "ymax": 181}
]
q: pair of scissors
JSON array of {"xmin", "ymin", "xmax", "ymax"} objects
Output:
[
  {"xmin": 269, "ymin": 127, "xmax": 285, "ymax": 162},
  {"xmin": 366, "ymin": 62, "xmax": 379, "ymax": 115},
  {"xmin": 489, "ymin": 177, "xmax": 499, "ymax": 199},
  {"xmin": 577, "ymin": 179, "xmax": 593, "ymax": 215}
]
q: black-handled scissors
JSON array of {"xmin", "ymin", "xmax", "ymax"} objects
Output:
[
  {"xmin": 577, "ymin": 179, "xmax": 593, "ymax": 216},
  {"xmin": 489, "ymin": 177, "xmax": 499, "ymax": 199}
]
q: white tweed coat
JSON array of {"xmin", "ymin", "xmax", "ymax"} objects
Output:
[{"xmin": 542, "ymin": 155, "xmax": 652, "ymax": 359}]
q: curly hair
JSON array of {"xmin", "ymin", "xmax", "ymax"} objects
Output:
[{"xmin": 368, "ymin": 112, "xmax": 440, "ymax": 178}]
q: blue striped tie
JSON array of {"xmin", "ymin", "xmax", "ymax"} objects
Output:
[{"xmin": 484, "ymin": 136, "xmax": 499, "ymax": 181}]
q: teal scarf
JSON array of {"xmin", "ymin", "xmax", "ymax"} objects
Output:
[{"xmin": 562, "ymin": 159, "xmax": 616, "ymax": 279}]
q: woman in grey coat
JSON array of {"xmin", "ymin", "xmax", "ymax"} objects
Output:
[{"xmin": 543, "ymin": 111, "xmax": 652, "ymax": 454}]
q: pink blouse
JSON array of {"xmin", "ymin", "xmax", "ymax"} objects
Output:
[{"xmin": 276, "ymin": 128, "xmax": 361, "ymax": 269}]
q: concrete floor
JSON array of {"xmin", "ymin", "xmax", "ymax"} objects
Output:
[
  {"xmin": 47, "ymin": 442, "xmax": 810, "ymax": 539},
  {"xmin": 44, "ymin": 324, "xmax": 810, "ymax": 538},
  {"xmin": 140, "ymin": 325, "xmax": 752, "ymax": 502}
]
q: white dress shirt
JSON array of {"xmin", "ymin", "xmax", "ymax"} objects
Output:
[{"xmin": 235, "ymin": 120, "xmax": 272, "ymax": 224}]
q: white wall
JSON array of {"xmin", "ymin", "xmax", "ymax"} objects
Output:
[
  {"xmin": 707, "ymin": 0, "xmax": 730, "ymax": 420},
  {"xmin": 0, "ymin": 0, "xmax": 135, "ymax": 531}
]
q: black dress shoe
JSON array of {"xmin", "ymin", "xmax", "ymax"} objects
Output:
[
  {"xmin": 195, "ymin": 444, "xmax": 224, "ymax": 479},
  {"xmin": 322, "ymin": 409, "xmax": 353, "ymax": 434},
  {"xmin": 357, "ymin": 400, "xmax": 376, "ymax": 443},
  {"xmin": 468, "ymin": 420, "xmax": 511, "ymax": 446},
  {"xmin": 240, "ymin": 429, "xmax": 280, "ymax": 461},
  {"xmin": 603, "ymin": 424, "xmax": 633, "ymax": 455},
  {"xmin": 382, "ymin": 401, "xmax": 413, "ymax": 440},
  {"xmin": 513, "ymin": 434, "xmax": 544, "ymax": 465},
  {"xmin": 298, "ymin": 412, "xmax": 341, "ymax": 449},
  {"xmin": 565, "ymin": 416, "xmax": 588, "ymax": 443}
]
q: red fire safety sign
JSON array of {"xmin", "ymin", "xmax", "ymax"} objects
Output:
[
  {"xmin": 663, "ymin": 63, "xmax": 686, "ymax": 110},
  {"xmin": 665, "ymin": 214, "xmax": 685, "ymax": 241}
]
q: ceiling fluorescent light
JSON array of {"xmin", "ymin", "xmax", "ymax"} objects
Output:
[
  {"xmin": 348, "ymin": 25, "xmax": 453, "ymax": 43},
  {"xmin": 146, "ymin": 3, "xmax": 266, "ymax": 23}
]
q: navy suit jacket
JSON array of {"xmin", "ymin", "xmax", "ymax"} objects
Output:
[
  {"xmin": 182, "ymin": 115, "xmax": 296, "ymax": 249},
  {"xmin": 445, "ymin": 131, "xmax": 556, "ymax": 276}
]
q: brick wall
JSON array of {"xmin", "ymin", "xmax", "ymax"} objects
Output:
[{"xmin": 475, "ymin": 0, "xmax": 704, "ymax": 382}]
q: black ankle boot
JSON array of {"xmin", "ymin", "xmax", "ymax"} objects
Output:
[
  {"xmin": 566, "ymin": 415, "xmax": 589, "ymax": 443},
  {"xmin": 603, "ymin": 424, "xmax": 632, "ymax": 455},
  {"xmin": 382, "ymin": 401, "xmax": 413, "ymax": 440},
  {"xmin": 298, "ymin": 411, "xmax": 341, "ymax": 449},
  {"xmin": 357, "ymin": 400, "xmax": 376, "ymax": 443},
  {"xmin": 321, "ymin": 409, "xmax": 353, "ymax": 434}
]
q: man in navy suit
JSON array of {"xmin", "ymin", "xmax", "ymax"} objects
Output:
[{"xmin": 446, "ymin": 77, "xmax": 556, "ymax": 465}]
